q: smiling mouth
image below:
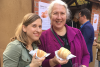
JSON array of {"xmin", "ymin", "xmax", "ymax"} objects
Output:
[
  {"xmin": 34, "ymin": 34, "xmax": 39, "ymax": 36},
  {"xmin": 56, "ymin": 21, "xmax": 62, "ymax": 23}
]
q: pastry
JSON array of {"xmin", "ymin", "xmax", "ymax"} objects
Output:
[
  {"xmin": 58, "ymin": 47, "xmax": 71, "ymax": 59},
  {"xmin": 37, "ymin": 49, "xmax": 47, "ymax": 58}
]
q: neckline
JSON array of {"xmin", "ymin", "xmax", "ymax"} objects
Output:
[{"xmin": 58, "ymin": 33, "xmax": 67, "ymax": 37}]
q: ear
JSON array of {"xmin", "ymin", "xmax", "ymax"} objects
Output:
[
  {"xmin": 83, "ymin": 15, "xmax": 86, "ymax": 19},
  {"xmin": 22, "ymin": 25, "xmax": 27, "ymax": 32}
]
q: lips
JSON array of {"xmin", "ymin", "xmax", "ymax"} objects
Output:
[
  {"xmin": 56, "ymin": 21, "xmax": 62, "ymax": 24},
  {"xmin": 34, "ymin": 33, "xmax": 39, "ymax": 37},
  {"xmin": 57, "ymin": 22, "xmax": 61, "ymax": 23}
]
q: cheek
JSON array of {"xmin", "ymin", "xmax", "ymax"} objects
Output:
[
  {"xmin": 31, "ymin": 28, "xmax": 35, "ymax": 31},
  {"xmin": 38, "ymin": 28, "xmax": 42, "ymax": 33},
  {"xmin": 50, "ymin": 18, "xmax": 55, "ymax": 24},
  {"xmin": 63, "ymin": 16, "xmax": 67, "ymax": 21},
  {"xmin": 51, "ymin": 15, "xmax": 56, "ymax": 20},
  {"xmin": 79, "ymin": 18, "xmax": 81, "ymax": 21},
  {"xmin": 63, "ymin": 16, "xmax": 66, "ymax": 21},
  {"xmin": 39, "ymin": 30, "xmax": 42, "ymax": 36},
  {"xmin": 29, "ymin": 28, "xmax": 36, "ymax": 34},
  {"xmin": 40, "ymin": 30, "xmax": 42, "ymax": 33}
]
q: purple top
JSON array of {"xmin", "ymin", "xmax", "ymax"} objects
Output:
[{"xmin": 39, "ymin": 24, "xmax": 90, "ymax": 67}]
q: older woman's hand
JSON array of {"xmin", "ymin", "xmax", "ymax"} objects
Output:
[
  {"xmin": 30, "ymin": 53, "xmax": 45, "ymax": 67},
  {"xmin": 81, "ymin": 65, "xmax": 87, "ymax": 67},
  {"xmin": 49, "ymin": 56, "xmax": 69, "ymax": 67}
]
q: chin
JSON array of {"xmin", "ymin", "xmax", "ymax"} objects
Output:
[
  {"xmin": 33, "ymin": 38, "xmax": 39, "ymax": 41},
  {"xmin": 56, "ymin": 26, "xmax": 63, "ymax": 29}
]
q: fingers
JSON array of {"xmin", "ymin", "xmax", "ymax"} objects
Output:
[
  {"xmin": 42, "ymin": 57, "xmax": 45, "ymax": 60},
  {"xmin": 59, "ymin": 60, "xmax": 68, "ymax": 65},
  {"xmin": 32, "ymin": 53, "xmax": 36, "ymax": 59},
  {"xmin": 57, "ymin": 61, "xmax": 67, "ymax": 65},
  {"xmin": 39, "ymin": 57, "xmax": 45, "ymax": 62},
  {"xmin": 37, "ymin": 58, "xmax": 45, "ymax": 66},
  {"xmin": 62, "ymin": 60, "xmax": 68, "ymax": 65},
  {"xmin": 37, "ymin": 62, "xmax": 42, "ymax": 66},
  {"xmin": 31, "ymin": 54, "xmax": 45, "ymax": 67},
  {"xmin": 55, "ymin": 57, "xmax": 69, "ymax": 65}
]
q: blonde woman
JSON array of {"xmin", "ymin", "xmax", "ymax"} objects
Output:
[{"xmin": 3, "ymin": 13, "xmax": 45, "ymax": 67}]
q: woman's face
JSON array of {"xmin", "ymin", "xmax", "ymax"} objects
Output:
[
  {"xmin": 50, "ymin": 4, "xmax": 67, "ymax": 29},
  {"xmin": 23, "ymin": 18, "xmax": 42, "ymax": 42}
]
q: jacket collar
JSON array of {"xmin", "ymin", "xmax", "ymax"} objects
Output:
[
  {"xmin": 80, "ymin": 21, "xmax": 90, "ymax": 29},
  {"xmin": 51, "ymin": 24, "xmax": 77, "ymax": 44},
  {"xmin": 21, "ymin": 42, "xmax": 38, "ymax": 50},
  {"xmin": 66, "ymin": 24, "xmax": 77, "ymax": 43}
]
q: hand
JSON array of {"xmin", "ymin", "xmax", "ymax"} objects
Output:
[
  {"xmin": 81, "ymin": 65, "xmax": 87, "ymax": 67},
  {"xmin": 49, "ymin": 56, "xmax": 68, "ymax": 67},
  {"xmin": 93, "ymin": 41, "xmax": 97, "ymax": 46},
  {"xmin": 30, "ymin": 53, "xmax": 45, "ymax": 67},
  {"xmin": 53, "ymin": 56, "xmax": 68, "ymax": 65}
]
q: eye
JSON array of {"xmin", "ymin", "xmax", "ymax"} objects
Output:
[
  {"xmin": 61, "ymin": 12, "xmax": 65, "ymax": 15},
  {"xmin": 32, "ymin": 24, "xmax": 36, "ymax": 28},
  {"xmin": 53, "ymin": 12, "xmax": 58, "ymax": 15},
  {"xmin": 39, "ymin": 25, "xmax": 42, "ymax": 28}
]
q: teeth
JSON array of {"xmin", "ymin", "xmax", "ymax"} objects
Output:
[{"xmin": 57, "ymin": 22, "xmax": 61, "ymax": 23}]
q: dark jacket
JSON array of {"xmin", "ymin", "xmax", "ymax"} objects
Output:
[{"xmin": 80, "ymin": 21, "xmax": 94, "ymax": 62}]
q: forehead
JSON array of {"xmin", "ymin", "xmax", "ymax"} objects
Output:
[
  {"xmin": 31, "ymin": 19, "xmax": 42, "ymax": 24},
  {"xmin": 52, "ymin": 3, "xmax": 66, "ymax": 12}
]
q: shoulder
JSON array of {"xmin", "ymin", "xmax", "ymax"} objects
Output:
[
  {"xmin": 73, "ymin": 28, "xmax": 82, "ymax": 36},
  {"xmin": 3, "ymin": 40, "xmax": 23, "ymax": 64},
  {"xmin": 82, "ymin": 24, "xmax": 94, "ymax": 34},
  {"xmin": 7, "ymin": 40, "xmax": 22, "ymax": 49},
  {"xmin": 40, "ymin": 29, "xmax": 51, "ymax": 38},
  {"xmin": 66, "ymin": 25, "xmax": 83, "ymax": 40},
  {"xmin": 70, "ymin": 27, "xmax": 84, "ymax": 39},
  {"xmin": 42, "ymin": 29, "xmax": 51, "ymax": 34},
  {"xmin": 83, "ymin": 22, "xmax": 94, "ymax": 30},
  {"xmin": 3, "ymin": 40, "xmax": 22, "ymax": 55},
  {"xmin": 67, "ymin": 25, "xmax": 81, "ymax": 34}
]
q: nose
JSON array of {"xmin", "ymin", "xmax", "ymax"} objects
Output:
[
  {"xmin": 57, "ymin": 14, "xmax": 62, "ymax": 19},
  {"xmin": 36, "ymin": 27, "xmax": 42, "ymax": 33}
]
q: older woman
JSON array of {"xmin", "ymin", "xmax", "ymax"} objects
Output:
[
  {"xmin": 3, "ymin": 13, "xmax": 45, "ymax": 67},
  {"xmin": 38, "ymin": 0, "xmax": 90, "ymax": 67}
]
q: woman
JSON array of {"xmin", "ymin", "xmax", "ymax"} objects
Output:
[
  {"xmin": 38, "ymin": 0, "xmax": 90, "ymax": 67},
  {"xmin": 66, "ymin": 11, "xmax": 80, "ymax": 29},
  {"xmin": 3, "ymin": 13, "xmax": 45, "ymax": 67}
]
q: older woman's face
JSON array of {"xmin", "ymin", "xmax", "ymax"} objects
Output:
[{"xmin": 50, "ymin": 3, "xmax": 67, "ymax": 29}]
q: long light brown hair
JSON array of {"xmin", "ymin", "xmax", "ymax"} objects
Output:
[{"xmin": 11, "ymin": 13, "xmax": 41, "ymax": 46}]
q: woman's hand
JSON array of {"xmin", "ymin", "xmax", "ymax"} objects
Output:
[
  {"xmin": 81, "ymin": 65, "xmax": 87, "ymax": 67},
  {"xmin": 30, "ymin": 53, "xmax": 45, "ymax": 67},
  {"xmin": 49, "ymin": 56, "xmax": 68, "ymax": 67}
]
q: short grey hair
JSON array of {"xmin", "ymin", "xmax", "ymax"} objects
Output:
[
  {"xmin": 48, "ymin": 0, "xmax": 71, "ymax": 20},
  {"xmin": 74, "ymin": 11, "xmax": 79, "ymax": 19}
]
